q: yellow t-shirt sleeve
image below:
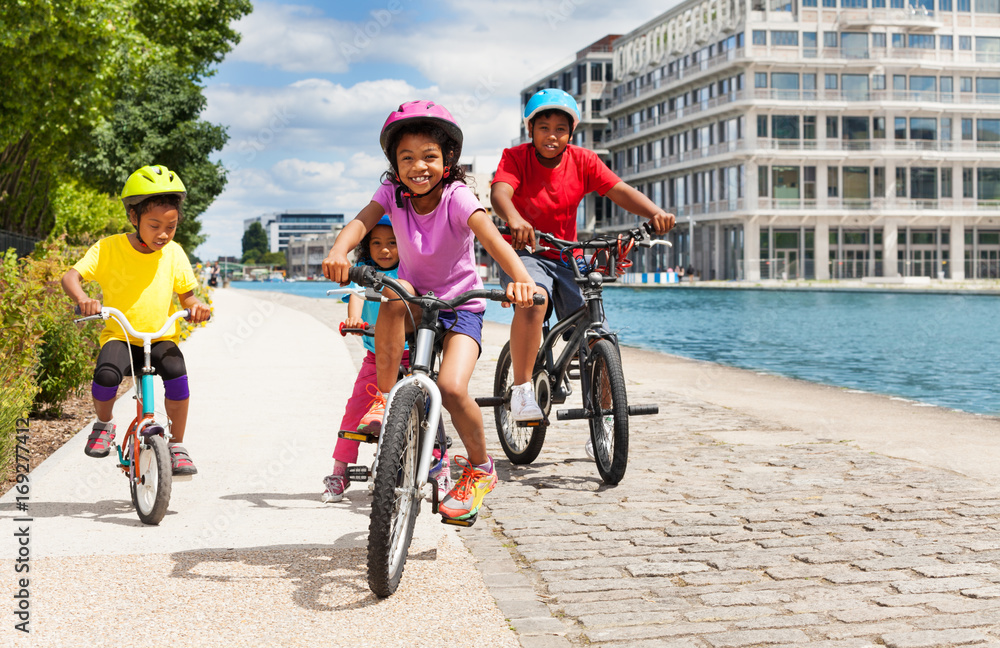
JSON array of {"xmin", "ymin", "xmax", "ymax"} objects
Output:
[
  {"xmin": 73, "ymin": 241, "xmax": 103, "ymax": 281},
  {"xmin": 172, "ymin": 248, "xmax": 198, "ymax": 295}
]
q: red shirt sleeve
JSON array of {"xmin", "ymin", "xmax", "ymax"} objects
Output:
[
  {"xmin": 492, "ymin": 145, "xmax": 527, "ymax": 192},
  {"xmin": 580, "ymin": 147, "xmax": 621, "ymax": 197}
]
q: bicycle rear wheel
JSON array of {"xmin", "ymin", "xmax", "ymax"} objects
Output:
[
  {"xmin": 493, "ymin": 341, "xmax": 547, "ymax": 464},
  {"xmin": 367, "ymin": 383, "xmax": 424, "ymax": 597},
  {"xmin": 587, "ymin": 340, "xmax": 629, "ymax": 485},
  {"xmin": 130, "ymin": 434, "xmax": 172, "ymax": 525}
]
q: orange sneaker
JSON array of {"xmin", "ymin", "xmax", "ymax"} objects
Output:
[
  {"xmin": 439, "ymin": 456, "xmax": 497, "ymax": 520},
  {"xmin": 357, "ymin": 386, "xmax": 386, "ymax": 436}
]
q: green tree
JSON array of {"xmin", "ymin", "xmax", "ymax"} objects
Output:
[
  {"xmin": 72, "ymin": 61, "xmax": 230, "ymax": 252},
  {"xmin": 0, "ymin": 0, "xmax": 251, "ymax": 242},
  {"xmin": 258, "ymin": 251, "xmax": 286, "ymax": 268},
  {"xmin": 242, "ymin": 221, "xmax": 268, "ymax": 263}
]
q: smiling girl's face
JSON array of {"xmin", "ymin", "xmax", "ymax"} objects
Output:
[
  {"xmin": 129, "ymin": 203, "xmax": 179, "ymax": 253},
  {"xmin": 368, "ymin": 224, "xmax": 398, "ymax": 269}
]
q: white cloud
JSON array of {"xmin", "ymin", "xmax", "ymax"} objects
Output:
[{"xmin": 227, "ymin": 2, "xmax": 354, "ymax": 73}]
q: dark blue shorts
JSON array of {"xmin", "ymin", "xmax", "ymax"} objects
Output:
[
  {"xmin": 439, "ymin": 309, "xmax": 484, "ymax": 355},
  {"xmin": 499, "ymin": 251, "xmax": 585, "ymax": 321}
]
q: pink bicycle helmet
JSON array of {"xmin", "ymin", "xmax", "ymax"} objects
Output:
[{"xmin": 379, "ymin": 100, "xmax": 464, "ymax": 161}]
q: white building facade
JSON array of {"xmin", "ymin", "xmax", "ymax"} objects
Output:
[{"xmin": 603, "ymin": 0, "xmax": 1000, "ymax": 280}]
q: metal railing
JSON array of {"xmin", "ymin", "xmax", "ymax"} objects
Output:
[{"xmin": 0, "ymin": 229, "xmax": 39, "ymax": 257}]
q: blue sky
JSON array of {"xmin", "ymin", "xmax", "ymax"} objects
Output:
[{"xmin": 196, "ymin": 0, "xmax": 676, "ymax": 260}]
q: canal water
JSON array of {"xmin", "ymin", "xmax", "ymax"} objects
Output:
[{"xmin": 231, "ymin": 281, "xmax": 1000, "ymax": 416}]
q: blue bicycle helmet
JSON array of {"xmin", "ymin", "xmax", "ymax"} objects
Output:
[{"xmin": 523, "ymin": 89, "xmax": 581, "ymax": 133}]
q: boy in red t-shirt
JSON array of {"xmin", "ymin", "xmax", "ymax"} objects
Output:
[{"xmin": 491, "ymin": 89, "xmax": 675, "ymax": 447}]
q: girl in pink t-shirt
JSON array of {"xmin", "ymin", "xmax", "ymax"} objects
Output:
[{"xmin": 322, "ymin": 101, "xmax": 540, "ymax": 522}]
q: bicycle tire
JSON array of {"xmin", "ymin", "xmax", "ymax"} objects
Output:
[
  {"xmin": 587, "ymin": 340, "xmax": 629, "ymax": 485},
  {"xmin": 493, "ymin": 341, "xmax": 547, "ymax": 465},
  {"xmin": 367, "ymin": 383, "xmax": 424, "ymax": 597},
  {"xmin": 130, "ymin": 434, "xmax": 172, "ymax": 525}
]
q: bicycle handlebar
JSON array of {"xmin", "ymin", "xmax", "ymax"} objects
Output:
[
  {"xmin": 347, "ymin": 265, "xmax": 544, "ymax": 308},
  {"xmin": 502, "ymin": 222, "xmax": 670, "ymax": 253},
  {"xmin": 74, "ymin": 307, "xmax": 192, "ymax": 343},
  {"xmin": 339, "ymin": 322, "xmax": 373, "ymax": 337}
]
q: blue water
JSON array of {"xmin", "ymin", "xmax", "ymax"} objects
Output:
[{"xmin": 231, "ymin": 281, "xmax": 1000, "ymax": 416}]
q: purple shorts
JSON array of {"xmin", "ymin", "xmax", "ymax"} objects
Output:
[{"xmin": 439, "ymin": 309, "xmax": 484, "ymax": 355}]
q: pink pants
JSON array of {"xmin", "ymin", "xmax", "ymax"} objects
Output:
[{"xmin": 333, "ymin": 350, "xmax": 409, "ymax": 464}]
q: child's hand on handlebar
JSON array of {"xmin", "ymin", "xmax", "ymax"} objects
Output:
[
  {"xmin": 343, "ymin": 315, "xmax": 365, "ymax": 329},
  {"xmin": 75, "ymin": 298, "xmax": 102, "ymax": 317},
  {"xmin": 506, "ymin": 215, "xmax": 536, "ymax": 252},
  {"xmin": 504, "ymin": 281, "xmax": 544, "ymax": 309},
  {"xmin": 322, "ymin": 250, "xmax": 352, "ymax": 284},
  {"xmin": 647, "ymin": 211, "xmax": 676, "ymax": 235},
  {"xmin": 187, "ymin": 302, "xmax": 212, "ymax": 323}
]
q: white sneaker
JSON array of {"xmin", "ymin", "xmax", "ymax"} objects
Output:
[
  {"xmin": 584, "ymin": 438, "xmax": 595, "ymax": 460},
  {"xmin": 510, "ymin": 383, "xmax": 543, "ymax": 422}
]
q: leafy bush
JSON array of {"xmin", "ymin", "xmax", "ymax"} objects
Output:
[
  {"xmin": 0, "ymin": 239, "xmax": 100, "ymax": 417},
  {"xmin": 49, "ymin": 179, "xmax": 128, "ymax": 246},
  {"xmin": 0, "ymin": 250, "xmax": 40, "ymax": 469}
]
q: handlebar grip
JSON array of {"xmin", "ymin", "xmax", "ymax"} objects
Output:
[
  {"xmin": 497, "ymin": 226, "xmax": 511, "ymax": 236},
  {"xmin": 533, "ymin": 293, "xmax": 545, "ymax": 305},
  {"xmin": 339, "ymin": 322, "xmax": 370, "ymax": 336},
  {"xmin": 348, "ymin": 264, "xmax": 380, "ymax": 285}
]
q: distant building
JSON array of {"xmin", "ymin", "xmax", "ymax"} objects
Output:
[
  {"xmin": 285, "ymin": 227, "xmax": 344, "ymax": 279},
  {"xmin": 244, "ymin": 211, "xmax": 345, "ymax": 254}
]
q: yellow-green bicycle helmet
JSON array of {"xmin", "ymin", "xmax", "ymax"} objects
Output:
[{"xmin": 120, "ymin": 165, "xmax": 186, "ymax": 209}]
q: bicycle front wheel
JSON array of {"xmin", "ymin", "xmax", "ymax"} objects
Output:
[
  {"xmin": 130, "ymin": 434, "xmax": 172, "ymax": 525},
  {"xmin": 367, "ymin": 383, "xmax": 424, "ymax": 597},
  {"xmin": 493, "ymin": 341, "xmax": 547, "ymax": 464},
  {"xmin": 587, "ymin": 340, "xmax": 629, "ymax": 485}
]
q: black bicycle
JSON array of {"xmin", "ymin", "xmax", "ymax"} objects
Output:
[
  {"xmin": 477, "ymin": 223, "xmax": 670, "ymax": 485},
  {"xmin": 343, "ymin": 265, "xmax": 542, "ymax": 597}
]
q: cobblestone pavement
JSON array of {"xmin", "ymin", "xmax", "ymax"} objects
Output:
[{"xmin": 462, "ymin": 350, "xmax": 1000, "ymax": 648}]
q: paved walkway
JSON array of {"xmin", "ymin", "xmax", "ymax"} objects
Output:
[{"xmin": 4, "ymin": 287, "xmax": 1000, "ymax": 648}]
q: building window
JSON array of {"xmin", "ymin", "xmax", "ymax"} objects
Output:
[
  {"xmin": 940, "ymin": 0, "xmax": 953, "ymax": 8},
  {"xmin": 872, "ymin": 33, "xmax": 886, "ymax": 49},
  {"xmin": 979, "ymin": 119, "xmax": 1000, "ymax": 141},
  {"xmin": 772, "ymin": 31, "xmax": 798, "ymax": 46},
  {"xmin": 772, "ymin": 72, "xmax": 799, "ymax": 98},
  {"xmin": 960, "ymin": 36, "xmax": 972, "ymax": 50},
  {"xmin": 843, "ymin": 74, "xmax": 870, "ymax": 100},
  {"xmin": 842, "ymin": 0, "xmax": 868, "ymax": 5},
  {"xmin": 825, "ymin": 74, "xmax": 838, "ymax": 89},
  {"xmin": 896, "ymin": 168, "xmax": 907, "ymax": 197},
  {"xmin": 827, "ymin": 116, "xmax": 839, "ymax": 138},
  {"xmin": 758, "ymin": 115, "xmax": 768, "ymax": 137},
  {"xmin": 755, "ymin": 72, "xmax": 768, "ymax": 88},
  {"xmin": 842, "ymin": 33, "xmax": 869, "ymax": 58},
  {"xmin": 874, "ymin": 116, "xmax": 886, "ymax": 138},
  {"xmin": 892, "ymin": 33, "xmax": 905, "ymax": 48},
  {"xmin": 828, "ymin": 166, "xmax": 839, "ymax": 197},
  {"xmin": 824, "ymin": 32, "xmax": 838, "ymax": 48},
  {"xmin": 893, "ymin": 75, "xmax": 906, "ymax": 93},
  {"xmin": 941, "ymin": 117, "xmax": 952, "ymax": 141},
  {"xmin": 961, "ymin": 77, "xmax": 973, "ymax": 92},
  {"xmin": 911, "ymin": 117, "xmax": 937, "ymax": 140},
  {"xmin": 759, "ymin": 165, "xmax": 769, "ymax": 197},
  {"xmin": 873, "ymin": 0, "xmax": 885, "ymax": 6},
  {"xmin": 978, "ymin": 77, "xmax": 1000, "ymax": 95},
  {"xmin": 753, "ymin": 30, "xmax": 767, "ymax": 45},
  {"xmin": 941, "ymin": 76, "xmax": 954, "ymax": 97},
  {"xmin": 942, "ymin": 168, "xmax": 953, "ymax": 197},
  {"xmin": 804, "ymin": 32, "xmax": 817, "ymax": 57},
  {"xmin": 804, "ymin": 166, "xmax": 817, "ymax": 199},
  {"xmin": 895, "ymin": 117, "xmax": 907, "ymax": 139},
  {"xmin": 979, "ymin": 169, "xmax": 1000, "ymax": 200},
  {"xmin": 911, "ymin": 75, "xmax": 936, "ymax": 99},
  {"xmin": 844, "ymin": 167, "xmax": 870, "ymax": 199},
  {"xmin": 940, "ymin": 35, "xmax": 953, "ymax": 50},
  {"xmin": 875, "ymin": 167, "xmax": 886, "ymax": 196},
  {"xmin": 963, "ymin": 118, "xmax": 974, "ymax": 140},
  {"xmin": 873, "ymin": 74, "xmax": 886, "ymax": 90},
  {"xmin": 911, "ymin": 168, "xmax": 937, "ymax": 200},
  {"xmin": 909, "ymin": 34, "xmax": 935, "ymax": 49},
  {"xmin": 963, "ymin": 168, "xmax": 974, "ymax": 197},
  {"xmin": 804, "ymin": 0, "xmax": 817, "ymax": 6},
  {"xmin": 773, "ymin": 167, "xmax": 800, "ymax": 199},
  {"xmin": 844, "ymin": 116, "xmax": 870, "ymax": 140},
  {"xmin": 958, "ymin": 0, "xmax": 971, "ymax": 9},
  {"xmin": 772, "ymin": 115, "xmax": 800, "ymax": 139},
  {"xmin": 976, "ymin": 0, "xmax": 1000, "ymax": 12}
]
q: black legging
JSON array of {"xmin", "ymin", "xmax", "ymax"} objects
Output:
[{"xmin": 93, "ymin": 340, "xmax": 187, "ymax": 387}]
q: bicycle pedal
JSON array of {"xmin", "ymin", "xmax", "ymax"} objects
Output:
[
  {"xmin": 346, "ymin": 465, "xmax": 370, "ymax": 482},
  {"xmin": 338, "ymin": 429, "xmax": 378, "ymax": 444},
  {"xmin": 172, "ymin": 474, "xmax": 194, "ymax": 483},
  {"xmin": 442, "ymin": 512, "xmax": 477, "ymax": 527},
  {"xmin": 434, "ymin": 435, "xmax": 453, "ymax": 451},
  {"xmin": 515, "ymin": 417, "xmax": 547, "ymax": 428}
]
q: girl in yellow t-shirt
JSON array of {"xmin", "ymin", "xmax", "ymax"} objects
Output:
[{"xmin": 62, "ymin": 165, "xmax": 211, "ymax": 476}]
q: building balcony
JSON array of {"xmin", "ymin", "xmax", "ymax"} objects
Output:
[
  {"xmin": 754, "ymin": 138, "xmax": 1000, "ymax": 155},
  {"xmin": 754, "ymin": 197, "xmax": 1000, "ymax": 212},
  {"xmin": 835, "ymin": 7, "xmax": 943, "ymax": 31}
]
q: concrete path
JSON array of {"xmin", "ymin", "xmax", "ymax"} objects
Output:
[{"xmin": 4, "ymin": 286, "xmax": 1000, "ymax": 648}]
